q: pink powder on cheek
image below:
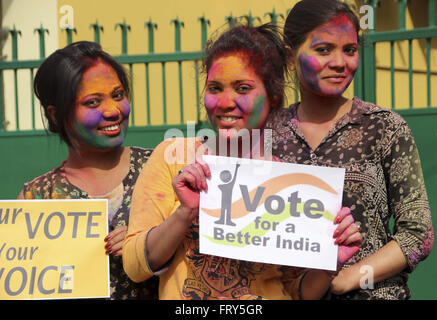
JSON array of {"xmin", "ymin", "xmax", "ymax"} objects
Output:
[{"xmin": 204, "ymin": 95, "xmax": 219, "ymax": 111}]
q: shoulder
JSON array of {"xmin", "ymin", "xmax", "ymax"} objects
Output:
[
  {"xmin": 129, "ymin": 146, "xmax": 154, "ymax": 167},
  {"xmin": 352, "ymin": 97, "xmax": 408, "ymax": 127},
  {"xmin": 266, "ymin": 103, "xmax": 297, "ymax": 127},
  {"xmin": 151, "ymin": 137, "xmax": 203, "ymax": 160},
  {"xmin": 130, "ymin": 146, "xmax": 154, "ymax": 158},
  {"xmin": 22, "ymin": 165, "xmax": 63, "ymax": 199},
  {"xmin": 24, "ymin": 166, "xmax": 61, "ymax": 187}
]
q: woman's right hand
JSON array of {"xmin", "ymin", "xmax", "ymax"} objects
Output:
[{"xmin": 172, "ymin": 161, "xmax": 211, "ymax": 211}]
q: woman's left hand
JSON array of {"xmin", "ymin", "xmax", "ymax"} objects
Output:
[
  {"xmin": 333, "ymin": 207, "xmax": 362, "ymax": 267},
  {"xmin": 105, "ymin": 225, "xmax": 128, "ymax": 257}
]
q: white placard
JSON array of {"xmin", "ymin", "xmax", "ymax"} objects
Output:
[{"xmin": 199, "ymin": 155, "xmax": 345, "ymax": 271}]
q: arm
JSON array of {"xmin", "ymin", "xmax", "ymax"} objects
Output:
[
  {"xmin": 283, "ymin": 207, "xmax": 362, "ymax": 299},
  {"xmin": 123, "ymin": 139, "xmax": 184, "ymax": 282},
  {"xmin": 17, "ymin": 189, "xmax": 25, "ymax": 199},
  {"xmin": 331, "ymin": 120, "xmax": 433, "ymax": 295},
  {"xmin": 230, "ymin": 163, "xmax": 241, "ymax": 186},
  {"xmin": 147, "ymin": 159, "xmax": 210, "ymax": 271},
  {"xmin": 331, "ymin": 240, "xmax": 407, "ymax": 294},
  {"xmin": 123, "ymin": 139, "xmax": 210, "ymax": 281}
]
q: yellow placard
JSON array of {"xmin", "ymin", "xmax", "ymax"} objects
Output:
[{"xmin": 0, "ymin": 200, "xmax": 109, "ymax": 300}]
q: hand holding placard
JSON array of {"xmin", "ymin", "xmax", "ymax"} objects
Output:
[{"xmin": 199, "ymin": 155, "xmax": 346, "ymax": 271}]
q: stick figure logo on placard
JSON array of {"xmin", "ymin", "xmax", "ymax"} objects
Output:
[{"xmin": 215, "ymin": 163, "xmax": 241, "ymax": 226}]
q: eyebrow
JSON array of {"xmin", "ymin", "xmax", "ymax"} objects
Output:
[
  {"xmin": 79, "ymin": 85, "xmax": 124, "ymax": 99},
  {"xmin": 310, "ymin": 41, "xmax": 332, "ymax": 48},
  {"xmin": 310, "ymin": 40, "xmax": 358, "ymax": 48},
  {"xmin": 206, "ymin": 79, "xmax": 255, "ymax": 85}
]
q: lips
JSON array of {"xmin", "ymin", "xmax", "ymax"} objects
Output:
[
  {"xmin": 98, "ymin": 122, "xmax": 122, "ymax": 136},
  {"xmin": 323, "ymin": 74, "xmax": 346, "ymax": 79},
  {"xmin": 322, "ymin": 74, "xmax": 348, "ymax": 84},
  {"xmin": 216, "ymin": 115, "xmax": 243, "ymax": 127}
]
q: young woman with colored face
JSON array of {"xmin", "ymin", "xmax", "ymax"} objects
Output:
[
  {"xmin": 123, "ymin": 24, "xmax": 362, "ymax": 300},
  {"xmin": 266, "ymin": 0, "xmax": 433, "ymax": 299},
  {"xmin": 18, "ymin": 41, "xmax": 158, "ymax": 300}
]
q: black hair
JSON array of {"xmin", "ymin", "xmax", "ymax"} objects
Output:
[
  {"xmin": 284, "ymin": 0, "xmax": 360, "ymax": 56},
  {"xmin": 203, "ymin": 23, "xmax": 289, "ymax": 109},
  {"xmin": 34, "ymin": 41, "xmax": 130, "ymax": 147}
]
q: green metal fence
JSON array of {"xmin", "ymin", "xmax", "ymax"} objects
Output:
[
  {"xmin": 355, "ymin": 0, "xmax": 437, "ymax": 109},
  {"xmin": 0, "ymin": 10, "xmax": 288, "ymax": 132}
]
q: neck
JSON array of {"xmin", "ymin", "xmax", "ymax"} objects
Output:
[
  {"xmin": 298, "ymin": 88, "xmax": 350, "ymax": 124},
  {"xmin": 66, "ymin": 145, "xmax": 126, "ymax": 172}
]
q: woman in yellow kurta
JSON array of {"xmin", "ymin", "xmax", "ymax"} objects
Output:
[{"xmin": 123, "ymin": 24, "xmax": 362, "ymax": 300}]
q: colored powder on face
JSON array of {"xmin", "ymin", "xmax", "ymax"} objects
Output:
[
  {"xmin": 246, "ymin": 95, "xmax": 267, "ymax": 129},
  {"xmin": 204, "ymin": 94, "xmax": 219, "ymax": 111},
  {"xmin": 315, "ymin": 14, "xmax": 356, "ymax": 39},
  {"xmin": 119, "ymin": 100, "xmax": 131, "ymax": 119},
  {"xmin": 72, "ymin": 119, "xmax": 127, "ymax": 149},
  {"xmin": 81, "ymin": 108, "xmax": 103, "ymax": 129},
  {"xmin": 299, "ymin": 53, "xmax": 322, "ymax": 93}
]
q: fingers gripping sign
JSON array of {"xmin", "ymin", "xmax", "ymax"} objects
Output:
[
  {"xmin": 332, "ymin": 207, "xmax": 362, "ymax": 268},
  {"xmin": 172, "ymin": 160, "xmax": 211, "ymax": 217}
]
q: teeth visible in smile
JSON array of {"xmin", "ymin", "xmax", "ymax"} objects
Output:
[
  {"xmin": 101, "ymin": 124, "xmax": 119, "ymax": 131},
  {"xmin": 219, "ymin": 116, "xmax": 239, "ymax": 122}
]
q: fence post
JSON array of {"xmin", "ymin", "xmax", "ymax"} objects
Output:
[
  {"xmin": 225, "ymin": 13, "xmax": 237, "ymax": 29},
  {"xmin": 9, "ymin": 26, "xmax": 21, "ymax": 61},
  {"xmin": 34, "ymin": 24, "xmax": 49, "ymax": 59},
  {"xmin": 364, "ymin": 0, "xmax": 380, "ymax": 33},
  {"xmin": 115, "ymin": 20, "xmax": 131, "ymax": 55},
  {"xmin": 241, "ymin": 11, "xmax": 261, "ymax": 26},
  {"xmin": 265, "ymin": 8, "xmax": 284, "ymax": 26},
  {"xmin": 359, "ymin": 1, "xmax": 380, "ymax": 103},
  {"xmin": 397, "ymin": 0, "xmax": 408, "ymax": 30},
  {"xmin": 198, "ymin": 15, "xmax": 210, "ymax": 49},
  {"xmin": 171, "ymin": 17, "xmax": 185, "ymax": 123},
  {"xmin": 429, "ymin": 0, "xmax": 436, "ymax": 27},
  {"xmin": 144, "ymin": 19, "xmax": 157, "ymax": 125},
  {"xmin": 62, "ymin": 27, "xmax": 77, "ymax": 45},
  {"xmin": 90, "ymin": 20, "xmax": 104, "ymax": 44},
  {"xmin": 196, "ymin": 15, "xmax": 210, "ymax": 123},
  {"xmin": 115, "ymin": 20, "xmax": 133, "ymax": 124},
  {"xmin": 171, "ymin": 17, "xmax": 184, "ymax": 52},
  {"xmin": 9, "ymin": 26, "xmax": 21, "ymax": 130},
  {"xmin": 145, "ymin": 19, "xmax": 158, "ymax": 53}
]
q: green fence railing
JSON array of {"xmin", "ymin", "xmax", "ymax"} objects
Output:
[
  {"xmin": 0, "ymin": 10, "xmax": 290, "ymax": 133},
  {"xmin": 355, "ymin": 0, "xmax": 437, "ymax": 110}
]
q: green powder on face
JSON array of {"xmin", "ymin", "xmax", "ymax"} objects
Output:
[{"xmin": 246, "ymin": 95, "xmax": 266, "ymax": 129}]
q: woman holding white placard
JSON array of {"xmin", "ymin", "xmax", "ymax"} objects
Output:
[{"xmin": 123, "ymin": 23, "xmax": 362, "ymax": 300}]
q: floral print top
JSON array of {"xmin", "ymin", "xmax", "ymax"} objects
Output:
[
  {"xmin": 266, "ymin": 97, "xmax": 434, "ymax": 300},
  {"xmin": 22, "ymin": 146, "xmax": 159, "ymax": 300}
]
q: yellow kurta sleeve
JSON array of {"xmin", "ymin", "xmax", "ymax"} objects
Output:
[{"xmin": 123, "ymin": 138, "xmax": 185, "ymax": 282}]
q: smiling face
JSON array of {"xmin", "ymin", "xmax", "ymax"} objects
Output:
[
  {"xmin": 204, "ymin": 52, "xmax": 270, "ymax": 139},
  {"xmin": 295, "ymin": 14, "xmax": 359, "ymax": 97},
  {"xmin": 70, "ymin": 61, "xmax": 130, "ymax": 150}
]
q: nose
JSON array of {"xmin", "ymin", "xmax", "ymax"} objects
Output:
[
  {"xmin": 328, "ymin": 51, "xmax": 346, "ymax": 70},
  {"xmin": 101, "ymin": 104, "xmax": 121, "ymax": 118},
  {"xmin": 216, "ymin": 89, "xmax": 236, "ymax": 109}
]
